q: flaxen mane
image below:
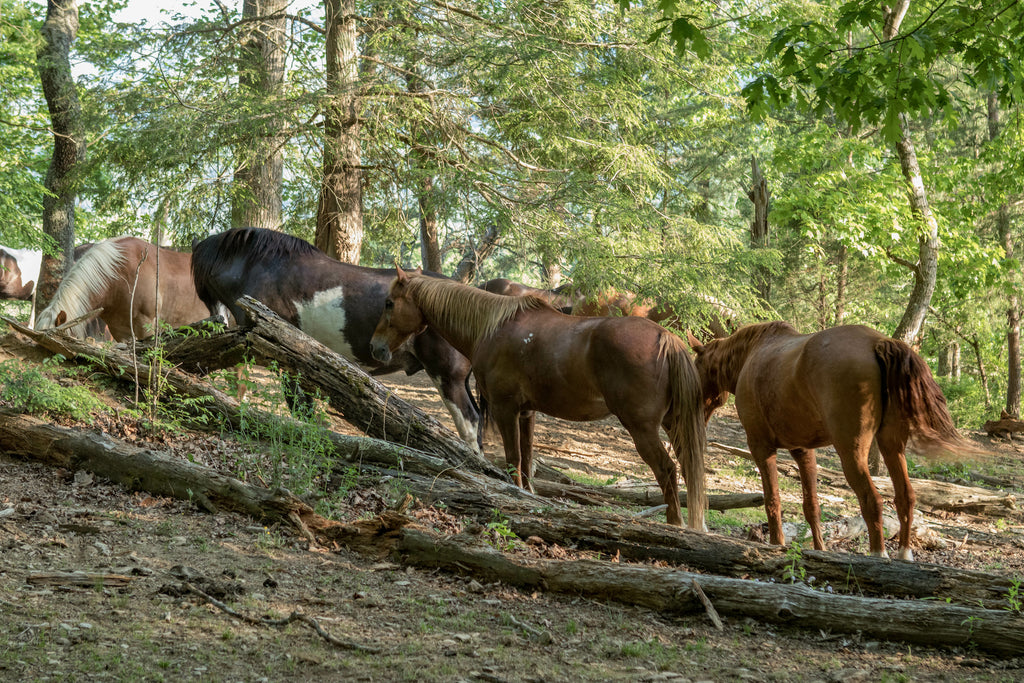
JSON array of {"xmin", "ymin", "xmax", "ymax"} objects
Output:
[
  {"xmin": 403, "ymin": 272, "xmax": 553, "ymax": 340},
  {"xmin": 35, "ymin": 239, "xmax": 128, "ymax": 336}
]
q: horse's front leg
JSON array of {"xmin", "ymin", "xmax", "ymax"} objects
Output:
[
  {"xmin": 425, "ymin": 371, "xmax": 482, "ymax": 455},
  {"xmin": 751, "ymin": 446, "xmax": 785, "ymax": 545},
  {"xmin": 492, "ymin": 405, "xmax": 524, "ymax": 488},
  {"xmin": 518, "ymin": 411, "xmax": 536, "ymax": 494},
  {"xmin": 790, "ymin": 448, "xmax": 824, "ymax": 550}
]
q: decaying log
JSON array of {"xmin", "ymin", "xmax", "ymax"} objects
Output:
[
  {"xmin": 424, "ymin": 485, "xmax": 1023, "ymax": 609},
  {"xmin": 984, "ymin": 417, "xmax": 1024, "ymax": 439},
  {"xmin": 4, "ymin": 310, "xmax": 507, "ymax": 480},
  {"xmin": 0, "ymin": 408, "xmax": 313, "ymax": 523},
  {"xmin": 160, "ymin": 297, "xmax": 504, "ymax": 479},
  {"xmin": 320, "ymin": 512, "xmax": 1024, "ymax": 657},
  {"xmin": 710, "ymin": 441, "xmax": 1019, "ymax": 517}
]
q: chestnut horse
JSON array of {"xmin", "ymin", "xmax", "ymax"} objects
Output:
[
  {"xmin": 371, "ymin": 268, "xmax": 708, "ymax": 530},
  {"xmin": 35, "ymin": 237, "xmax": 208, "ymax": 341},
  {"xmin": 688, "ymin": 321, "xmax": 973, "ymax": 560}
]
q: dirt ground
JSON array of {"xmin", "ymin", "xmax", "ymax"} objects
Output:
[{"xmin": 2, "ymin": 332, "xmax": 1024, "ymax": 682}]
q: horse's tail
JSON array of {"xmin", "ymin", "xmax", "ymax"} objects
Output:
[
  {"xmin": 662, "ymin": 333, "xmax": 708, "ymax": 530},
  {"xmin": 35, "ymin": 238, "xmax": 127, "ymax": 337},
  {"xmin": 875, "ymin": 339, "xmax": 979, "ymax": 458}
]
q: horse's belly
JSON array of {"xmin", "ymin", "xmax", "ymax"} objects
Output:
[{"xmin": 295, "ymin": 287, "xmax": 358, "ymax": 361}]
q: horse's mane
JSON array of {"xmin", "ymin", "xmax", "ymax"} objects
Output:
[
  {"xmin": 404, "ymin": 272, "xmax": 552, "ymax": 340},
  {"xmin": 35, "ymin": 238, "xmax": 128, "ymax": 336},
  {"xmin": 703, "ymin": 320, "xmax": 800, "ymax": 389},
  {"xmin": 192, "ymin": 227, "xmax": 321, "ymax": 289}
]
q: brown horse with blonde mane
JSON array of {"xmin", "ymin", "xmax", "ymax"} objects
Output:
[
  {"xmin": 35, "ymin": 237, "xmax": 208, "ymax": 341},
  {"xmin": 371, "ymin": 268, "xmax": 708, "ymax": 530},
  {"xmin": 688, "ymin": 321, "xmax": 974, "ymax": 560}
]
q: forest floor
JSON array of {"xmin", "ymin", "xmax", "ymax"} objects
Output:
[{"xmin": 2, "ymin": 329, "xmax": 1024, "ymax": 682}]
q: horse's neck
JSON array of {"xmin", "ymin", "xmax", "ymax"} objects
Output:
[{"xmin": 414, "ymin": 287, "xmax": 494, "ymax": 359}]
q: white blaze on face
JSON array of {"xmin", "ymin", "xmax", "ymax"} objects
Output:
[{"xmin": 295, "ymin": 286, "xmax": 357, "ymax": 360}]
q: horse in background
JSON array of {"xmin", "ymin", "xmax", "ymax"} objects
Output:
[
  {"xmin": 689, "ymin": 321, "xmax": 977, "ymax": 561},
  {"xmin": 372, "ymin": 268, "xmax": 708, "ymax": 531},
  {"xmin": 191, "ymin": 227, "xmax": 483, "ymax": 451},
  {"xmin": 479, "ymin": 278, "xmax": 575, "ymax": 313},
  {"xmin": 35, "ymin": 237, "xmax": 207, "ymax": 342},
  {"xmin": 0, "ymin": 246, "xmax": 42, "ymax": 301}
]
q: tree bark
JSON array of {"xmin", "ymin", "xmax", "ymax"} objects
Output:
[
  {"xmin": 748, "ymin": 155, "xmax": 770, "ymax": 306},
  {"xmin": 35, "ymin": 0, "xmax": 83, "ymax": 312},
  {"xmin": 452, "ymin": 222, "xmax": 500, "ymax": 283},
  {"xmin": 885, "ymin": 1, "xmax": 939, "ymax": 346},
  {"xmin": 989, "ymin": 92, "xmax": 1021, "ymax": 417},
  {"xmin": 373, "ymin": 520, "xmax": 1024, "ymax": 656},
  {"xmin": 315, "ymin": 0, "xmax": 363, "ymax": 263},
  {"xmin": 231, "ymin": 0, "xmax": 287, "ymax": 230}
]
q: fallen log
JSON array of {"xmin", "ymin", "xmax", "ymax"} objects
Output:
[
  {"xmin": 0, "ymin": 408, "xmax": 312, "ymax": 523},
  {"xmin": 4, "ymin": 310, "xmax": 507, "ymax": 480},
  {"xmin": 324, "ymin": 512, "xmax": 1024, "ymax": 657}
]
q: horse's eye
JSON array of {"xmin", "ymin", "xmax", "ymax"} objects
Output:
[{"xmin": 384, "ymin": 299, "xmax": 394, "ymax": 310}]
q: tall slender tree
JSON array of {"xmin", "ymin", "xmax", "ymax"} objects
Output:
[
  {"xmin": 231, "ymin": 0, "xmax": 288, "ymax": 230},
  {"xmin": 315, "ymin": 0, "xmax": 362, "ymax": 263},
  {"xmin": 35, "ymin": 0, "xmax": 83, "ymax": 311}
]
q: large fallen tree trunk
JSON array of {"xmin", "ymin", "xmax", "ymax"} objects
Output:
[
  {"xmin": 4, "ymin": 310, "xmax": 507, "ymax": 480},
  {"xmin": 326, "ymin": 512, "xmax": 1024, "ymax": 657}
]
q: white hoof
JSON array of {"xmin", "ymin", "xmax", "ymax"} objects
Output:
[
  {"xmin": 896, "ymin": 547, "xmax": 914, "ymax": 562},
  {"xmin": 870, "ymin": 549, "xmax": 890, "ymax": 559}
]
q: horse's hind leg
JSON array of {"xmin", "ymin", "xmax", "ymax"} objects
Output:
[
  {"xmin": 790, "ymin": 448, "xmax": 824, "ymax": 550},
  {"xmin": 876, "ymin": 432, "xmax": 917, "ymax": 561},
  {"xmin": 623, "ymin": 423, "xmax": 682, "ymax": 527},
  {"xmin": 835, "ymin": 442, "xmax": 888, "ymax": 558},
  {"xmin": 518, "ymin": 411, "xmax": 537, "ymax": 493}
]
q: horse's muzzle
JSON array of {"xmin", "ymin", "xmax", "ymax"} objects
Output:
[{"xmin": 370, "ymin": 338, "xmax": 392, "ymax": 364}]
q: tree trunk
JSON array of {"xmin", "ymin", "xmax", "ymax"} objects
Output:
[
  {"xmin": 452, "ymin": 222, "xmax": 500, "ymax": 283},
  {"xmin": 748, "ymin": 155, "xmax": 770, "ymax": 306},
  {"xmin": 315, "ymin": 0, "xmax": 363, "ymax": 263},
  {"xmin": 884, "ymin": 1, "xmax": 939, "ymax": 346},
  {"xmin": 833, "ymin": 242, "xmax": 847, "ymax": 326},
  {"xmin": 989, "ymin": 92, "xmax": 1021, "ymax": 417},
  {"xmin": 405, "ymin": 63, "xmax": 442, "ymax": 272},
  {"xmin": 35, "ymin": 0, "xmax": 83, "ymax": 312},
  {"xmin": 231, "ymin": 0, "xmax": 287, "ymax": 230}
]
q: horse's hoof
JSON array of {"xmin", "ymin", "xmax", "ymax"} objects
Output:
[
  {"xmin": 896, "ymin": 547, "xmax": 914, "ymax": 562},
  {"xmin": 870, "ymin": 549, "xmax": 890, "ymax": 559}
]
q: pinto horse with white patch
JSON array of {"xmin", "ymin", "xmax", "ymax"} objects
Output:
[{"xmin": 190, "ymin": 227, "xmax": 482, "ymax": 451}]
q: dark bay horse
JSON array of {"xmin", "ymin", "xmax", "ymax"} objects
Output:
[
  {"xmin": 371, "ymin": 268, "xmax": 708, "ymax": 530},
  {"xmin": 190, "ymin": 227, "xmax": 482, "ymax": 451},
  {"xmin": 35, "ymin": 237, "xmax": 208, "ymax": 341},
  {"xmin": 688, "ymin": 321, "xmax": 974, "ymax": 560},
  {"xmin": 0, "ymin": 246, "xmax": 42, "ymax": 301}
]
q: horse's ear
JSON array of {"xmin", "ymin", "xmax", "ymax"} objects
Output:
[
  {"xmin": 686, "ymin": 330, "xmax": 704, "ymax": 353},
  {"xmin": 395, "ymin": 263, "xmax": 409, "ymax": 284}
]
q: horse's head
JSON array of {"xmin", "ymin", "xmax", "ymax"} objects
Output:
[
  {"xmin": 370, "ymin": 266, "xmax": 426, "ymax": 363},
  {"xmin": 686, "ymin": 331, "xmax": 729, "ymax": 422}
]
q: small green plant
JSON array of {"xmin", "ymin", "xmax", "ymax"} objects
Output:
[
  {"xmin": 782, "ymin": 541, "xmax": 808, "ymax": 585},
  {"xmin": 1005, "ymin": 577, "xmax": 1023, "ymax": 613},
  {"xmin": 0, "ymin": 357, "xmax": 108, "ymax": 420},
  {"xmin": 486, "ymin": 509, "xmax": 518, "ymax": 551}
]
